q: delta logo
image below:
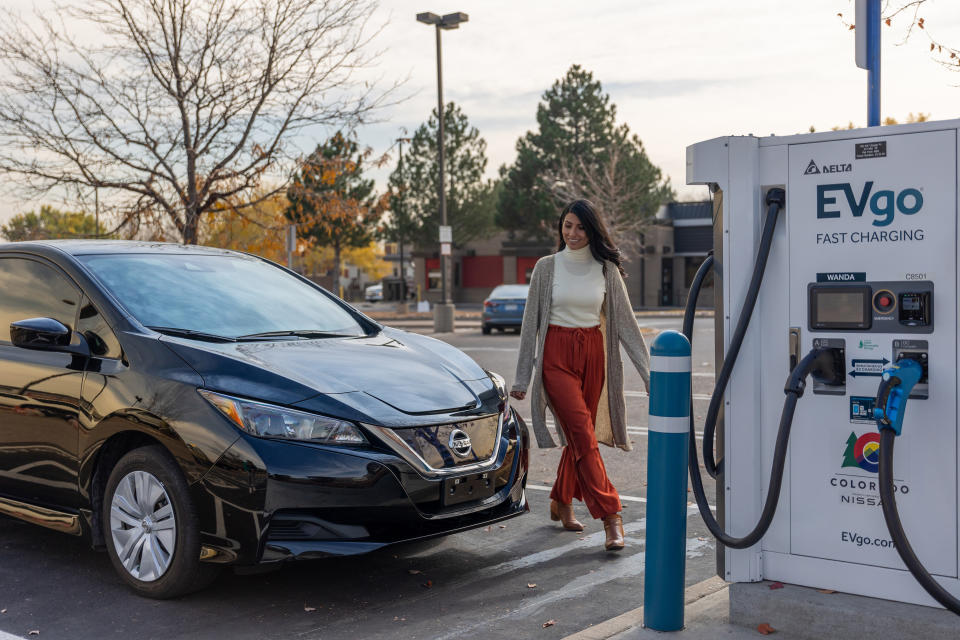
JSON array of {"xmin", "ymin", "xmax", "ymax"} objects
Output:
[
  {"xmin": 842, "ymin": 431, "xmax": 881, "ymax": 473},
  {"xmin": 804, "ymin": 159, "xmax": 852, "ymax": 176}
]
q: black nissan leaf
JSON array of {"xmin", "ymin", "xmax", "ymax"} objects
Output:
[{"xmin": 0, "ymin": 241, "xmax": 529, "ymax": 598}]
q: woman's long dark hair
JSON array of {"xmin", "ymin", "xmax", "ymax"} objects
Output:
[{"xmin": 556, "ymin": 199, "xmax": 625, "ymax": 277}]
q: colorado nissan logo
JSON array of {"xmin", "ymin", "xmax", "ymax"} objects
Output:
[{"xmin": 449, "ymin": 429, "xmax": 473, "ymax": 458}]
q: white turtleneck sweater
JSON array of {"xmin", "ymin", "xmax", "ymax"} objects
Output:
[{"xmin": 548, "ymin": 245, "xmax": 605, "ymax": 327}]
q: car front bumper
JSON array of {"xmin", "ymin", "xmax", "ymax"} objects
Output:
[{"xmin": 193, "ymin": 410, "xmax": 530, "ymax": 564}]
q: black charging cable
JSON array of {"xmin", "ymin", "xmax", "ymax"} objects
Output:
[
  {"xmin": 698, "ymin": 188, "xmax": 786, "ymax": 479},
  {"xmin": 879, "ymin": 430, "xmax": 960, "ymax": 615},
  {"xmin": 682, "ymin": 187, "xmax": 827, "ymax": 548}
]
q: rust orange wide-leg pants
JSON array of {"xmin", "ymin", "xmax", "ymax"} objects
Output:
[{"xmin": 543, "ymin": 324, "xmax": 622, "ymax": 519}]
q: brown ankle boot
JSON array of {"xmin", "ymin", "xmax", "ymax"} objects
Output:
[
  {"xmin": 602, "ymin": 513, "xmax": 625, "ymax": 551},
  {"xmin": 550, "ymin": 500, "xmax": 584, "ymax": 532}
]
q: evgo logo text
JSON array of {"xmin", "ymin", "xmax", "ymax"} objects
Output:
[{"xmin": 817, "ymin": 181, "xmax": 923, "ymax": 227}]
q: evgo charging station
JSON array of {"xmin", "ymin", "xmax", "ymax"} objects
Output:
[{"xmin": 684, "ymin": 119, "xmax": 960, "ymax": 612}]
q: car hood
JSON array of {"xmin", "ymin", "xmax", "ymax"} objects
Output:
[{"xmin": 159, "ymin": 327, "xmax": 490, "ymax": 414}]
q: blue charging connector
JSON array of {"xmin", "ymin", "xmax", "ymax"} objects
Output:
[{"xmin": 873, "ymin": 359, "xmax": 923, "ymax": 435}]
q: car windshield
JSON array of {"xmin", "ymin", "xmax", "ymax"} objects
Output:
[
  {"xmin": 490, "ymin": 285, "xmax": 529, "ymax": 299},
  {"xmin": 78, "ymin": 253, "xmax": 366, "ymax": 339}
]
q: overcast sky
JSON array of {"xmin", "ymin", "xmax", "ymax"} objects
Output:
[{"xmin": 3, "ymin": 0, "xmax": 960, "ymax": 222}]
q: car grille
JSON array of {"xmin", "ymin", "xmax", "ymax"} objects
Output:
[
  {"xmin": 365, "ymin": 413, "xmax": 504, "ymax": 477},
  {"xmin": 392, "ymin": 415, "xmax": 499, "ymax": 469}
]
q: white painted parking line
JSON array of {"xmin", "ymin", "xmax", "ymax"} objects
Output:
[
  {"xmin": 526, "ymin": 484, "xmax": 646, "ymax": 503},
  {"xmin": 624, "ymin": 390, "xmax": 713, "ymax": 400},
  {"xmin": 0, "ymin": 631, "xmax": 27, "ymax": 640},
  {"xmin": 628, "ymin": 428, "xmax": 704, "ymax": 441},
  {"xmin": 537, "ymin": 417, "xmax": 704, "ymax": 439},
  {"xmin": 525, "ymin": 484, "xmax": 716, "ymax": 512}
]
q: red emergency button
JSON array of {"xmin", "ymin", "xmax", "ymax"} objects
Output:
[{"xmin": 873, "ymin": 290, "xmax": 896, "ymax": 313}]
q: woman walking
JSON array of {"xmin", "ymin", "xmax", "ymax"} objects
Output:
[{"xmin": 510, "ymin": 199, "xmax": 650, "ymax": 552}]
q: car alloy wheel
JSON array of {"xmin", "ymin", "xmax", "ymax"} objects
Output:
[{"xmin": 109, "ymin": 470, "xmax": 177, "ymax": 581}]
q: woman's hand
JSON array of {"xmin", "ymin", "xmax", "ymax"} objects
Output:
[{"xmin": 509, "ymin": 390, "xmax": 526, "ymax": 401}]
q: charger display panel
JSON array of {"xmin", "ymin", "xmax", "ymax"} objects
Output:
[{"xmin": 809, "ymin": 284, "xmax": 871, "ymax": 330}]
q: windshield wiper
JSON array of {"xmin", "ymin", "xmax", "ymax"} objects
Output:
[
  {"xmin": 146, "ymin": 326, "xmax": 236, "ymax": 342},
  {"xmin": 235, "ymin": 330, "xmax": 352, "ymax": 340}
]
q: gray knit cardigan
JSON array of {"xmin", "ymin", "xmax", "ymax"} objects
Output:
[{"xmin": 511, "ymin": 254, "xmax": 650, "ymax": 451}]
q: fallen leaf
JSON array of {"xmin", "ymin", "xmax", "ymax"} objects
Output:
[
  {"xmin": 407, "ymin": 569, "xmax": 422, "ymax": 575},
  {"xmin": 304, "ymin": 605, "xmax": 317, "ymax": 612},
  {"xmin": 768, "ymin": 582, "xmax": 784, "ymax": 590},
  {"xmin": 422, "ymin": 580, "xmax": 433, "ymax": 588},
  {"xmin": 817, "ymin": 589, "xmax": 836, "ymax": 594},
  {"xmin": 527, "ymin": 583, "xmax": 537, "ymax": 589},
  {"xmin": 757, "ymin": 622, "xmax": 776, "ymax": 635},
  {"xmin": 499, "ymin": 525, "xmax": 507, "ymax": 529},
  {"xmin": 542, "ymin": 620, "xmax": 556, "ymax": 628},
  {"xmin": 28, "ymin": 632, "xmax": 39, "ymax": 637},
  {"xmin": 697, "ymin": 537, "xmax": 707, "ymax": 541}
]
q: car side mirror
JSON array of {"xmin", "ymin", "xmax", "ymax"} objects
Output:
[{"xmin": 10, "ymin": 317, "xmax": 91, "ymax": 357}]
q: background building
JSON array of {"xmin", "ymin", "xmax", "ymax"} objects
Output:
[{"xmin": 409, "ymin": 200, "xmax": 715, "ymax": 309}]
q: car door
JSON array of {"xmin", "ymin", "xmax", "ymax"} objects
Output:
[{"xmin": 0, "ymin": 255, "xmax": 84, "ymax": 510}]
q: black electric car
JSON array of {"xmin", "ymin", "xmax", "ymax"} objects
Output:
[{"xmin": 0, "ymin": 241, "xmax": 529, "ymax": 598}]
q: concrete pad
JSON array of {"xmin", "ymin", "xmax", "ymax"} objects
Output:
[
  {"xmin": 563, "ymin": 577, "xmax": 739, "ymax": 640},
  {"xmin": 729, "ymin": 580, "xmax": 960, "ymax": 640}
]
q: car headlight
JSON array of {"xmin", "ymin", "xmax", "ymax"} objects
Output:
[
  {"xmin": 198, "ymin": 389, "xmax": 367, "ymax": 445},
  {"xmin": 486, "ymin": 370, "xmax": 509, "ymax": 412}
]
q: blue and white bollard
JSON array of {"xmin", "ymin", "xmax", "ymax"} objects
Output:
[{"xmin": 643, "ymin": 330, "xmax": 692, "ymax": 632}]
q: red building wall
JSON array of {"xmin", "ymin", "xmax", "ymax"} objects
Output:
[
  {"xmin": 516, "ymin": 256, "xmax": 540, "ymax": 284},
  {"xmin": 461, "ymin": 256, "xmax": 503, "ymax": 288}
]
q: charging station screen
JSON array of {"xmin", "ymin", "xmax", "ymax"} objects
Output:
[
  {"xmin": 817, "ymin": 292, "xmax": 864, "ymax": 323},
  {"xmin": 809, "ymin": 285, "xmax": 871, "ymax": 329}
]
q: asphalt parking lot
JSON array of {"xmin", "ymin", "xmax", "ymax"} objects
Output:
[{"xmin": 0, "ymin": 315, "xmax": 719, "ymax": 640}]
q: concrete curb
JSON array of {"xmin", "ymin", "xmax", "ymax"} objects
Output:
[{"xmin": 562, "ymin": 576, "xmax": 728, "ymax": 640}]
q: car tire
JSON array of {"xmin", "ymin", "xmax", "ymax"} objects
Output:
[
  {"xmin": 102, "ymin": 445, "xmax": 219, "ymax": 599},
  {"xmin": 482, "ymin": 324, "xmax": 491, "ymax": 335}
]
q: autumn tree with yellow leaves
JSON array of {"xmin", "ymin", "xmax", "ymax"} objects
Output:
[
  {"xmin": 204, "ymin": 190, "xmax": 390, "ymax": 292},
  {"xmin": 286, "ymin": 132, "xmax": 386, "ymax": 285},
  {"xmin": 204, "ymin": 195, "xmax": 290, "ymax": 264}
]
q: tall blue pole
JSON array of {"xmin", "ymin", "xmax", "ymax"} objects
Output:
[
  {"xmin": 643, "ymin": 330, "xmax": 692, "ymax": 632},
  {"xmin": 867, "ymin": 0, "xmax": 880, "ymax": 126}
]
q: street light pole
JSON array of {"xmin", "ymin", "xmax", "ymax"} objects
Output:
[
  {"xmin": 434, "ymin": 22, "xmax": 448, "ymax": 306},
  {"xmin": 397, "ymin": 136, "xmax": 411, "ymax": 301},
  {"xmin": 417, "ymin": 11, "xmax": 468, "ymax": 333}
]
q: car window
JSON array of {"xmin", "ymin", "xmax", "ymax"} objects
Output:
[
  {"xmin": 77, "ymin": 296, "xmax": 123, "ymax": 358},
  {"xmin": 490, "ymin": 285, "xmax": 529, "ymax": 299},
  {"xmin": 78, "ymin": 253, "xmax": 365, "ymax": 338},
  {"xmin": 0, "ymin": 257, "xmax": 80, "ymax": 343}
]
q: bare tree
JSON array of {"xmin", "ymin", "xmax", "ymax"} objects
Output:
[
  {"xmin": 547, "ymin": 140, "xmax": 672, "ymax": 253},
  {"xmin": 0, "ymin": 0, "xmax": 395, "ymax": 244},
  {"xmin": 839, "ymin": 1, "xmax": 960, "ymax": 74}
]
